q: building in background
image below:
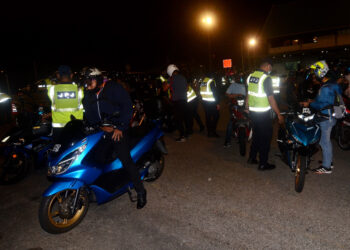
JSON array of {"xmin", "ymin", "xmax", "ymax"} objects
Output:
[{"xmin": 262, "ymin": 0, "xmax": 350, "ymax": 75}]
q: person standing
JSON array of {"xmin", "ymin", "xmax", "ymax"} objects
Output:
[
  {"xmin": 186, "ymin": 80, "xmax": 205, "ymax": 134},
  {"xmin": 164, "ymin": 64, "xmax": 188, "ymax": 142},
  {"xmin": 47, "ymin": 65, "xmax": 84, "ymax": 141},
  {"xmin": 246, "ymin": 59, "xmax": 283, "ymax": 170},
  {"xmin": 301, "ymin": 61, "xmax": 342, "ymax": 174},
  {"xmin": 200, "ymin": 75, "xmax": 221, "ymax": 137}
]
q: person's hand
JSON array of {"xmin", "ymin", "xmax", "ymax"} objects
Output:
[
  {"xmin": 100, "ymin": 126, "xmax": 114, "ymax": 133},
  {"xmin": 216, "ymin": 104, "xmax": 220, "ymax": 110},
  {"xmin": 278, "ymin": 114, "xmax": 284, "ymax": 124},
  {"xmin": 111, "ymin": 129, "xmax": 123, "ymax": 141}
]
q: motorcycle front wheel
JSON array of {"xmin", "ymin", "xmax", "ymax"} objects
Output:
[
  {"xmin": 39, "ymin": 189, "xmax": 89, "ymax": 234},
  {"xmin": 295, "ymin": 154, "xmax": 307, "ymax": 193}
]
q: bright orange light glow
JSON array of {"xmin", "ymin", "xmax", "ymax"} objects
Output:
[
  {"xmin": 248, "ymin": 38, "xmax": 257, "ymax": 47},
  {"xmin": 12, "ymin": 154, "xmax": 17, "ymax": 159},
  {"xmin": 200, "ymin": 13, "xmax": 215, "ymax": 29}
]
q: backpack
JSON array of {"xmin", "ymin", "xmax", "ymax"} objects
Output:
[{"xmin": 333, "ymin": 90, "xmax": 346, "ymax": 119}]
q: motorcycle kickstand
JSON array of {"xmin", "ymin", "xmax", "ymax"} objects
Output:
[{"xmin": 127, "ymin": 187, "xmax": 137, "ymax": 203}]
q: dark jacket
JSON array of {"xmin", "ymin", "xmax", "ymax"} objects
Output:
[
  {"xmin": 310, "ymin": 80, "xmax": 342, "ymax": 116},
  {"xmin": 82, "ymin": 81, "xmax": 133, "ymax": 131}
]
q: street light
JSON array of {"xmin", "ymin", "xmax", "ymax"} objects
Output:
[
  {"xmin": 200, "ymin": 13, "xmax": 216, "ymax": 70},
  {"xmin": 248, "ymin": 38, "xmax": 257, "ymax": 47},
  {"xmin": 201, "ymin": 14, "xmax": 215, "ymax": 29}
]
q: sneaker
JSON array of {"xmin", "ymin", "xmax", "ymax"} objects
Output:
[
  {"xmin": 175, "ymin": 136, "xmax": 186, "ymax": 142},
  {"xmin": 318, "ymin": 161, "xmax": 334, "ymax": 169},
  {"xmin": 224, "ymin": 142, "xmax": 232, "ymax": 148},
  {"xmin": 258, "ymin": 163, "xmax": 276, "ymax": 171},
  {"xmin": 312, "ymin": 166, "xmax": 332, "ymax": 174}
]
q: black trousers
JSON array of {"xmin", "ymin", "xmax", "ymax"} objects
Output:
[
  {"xmin": 92, "ymin": 132, "xmax": 145, "ymax": 194},
  {"xmin": 173, "ymin": 100, "xmax": 187, "ymax": 137},
  {"xmin": 248, "ymin": 111, "xmax": 273, "ymax": 166},
  {"xmin": 202, "ymin": 101, "xmax": 219, "ymax": 134},
  {"xmin": 186, "ymin": 98, "xmax": 204, "ymax": 132}
]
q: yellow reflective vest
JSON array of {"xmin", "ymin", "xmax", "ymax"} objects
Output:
[
  {"xmin": 247, "ymin": 71, "xmax": 271, "ymax": 112},
  {"xmin": 200, "ymin": 78, "xmax": 216, "ymax": 102},
  {"xmin": 48, "ymin": 83, "xmax": 84, "ymax": 128},
  {"xmin": 187, "ymin": 86, "xmax": 197, "ymax": 103}
]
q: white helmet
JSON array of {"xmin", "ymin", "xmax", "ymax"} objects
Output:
[{"xmin": 167, "ymin": 64, "xmax": 179, "ymax": 77}]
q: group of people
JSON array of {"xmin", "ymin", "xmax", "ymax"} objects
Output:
[{"xmin": 32, "ymin": 58, "xmax": 349, "ymax": 213}]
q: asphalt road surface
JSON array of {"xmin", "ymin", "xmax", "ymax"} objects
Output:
[{"xmin": 1, "ymin": 109, "xmax": 350, "ymax": 250}]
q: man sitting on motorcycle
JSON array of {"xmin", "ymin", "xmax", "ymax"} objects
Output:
[
  {"xmin": 224, "ymin": 75, "xmax": 246, "ymax": 147},
  {"xmin": 301, "ymin": 61, "xmax": 342, "ymax": 174},
  {"xmin": 82, "ymin": 68, "xmax": 147, "ymax": 209}
]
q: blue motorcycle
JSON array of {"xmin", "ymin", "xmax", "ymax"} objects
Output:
[
  {"xmin": 277, "ymin": 107, "xmax": 328, "ymax": 192},
  {"xmin": 38, "ymin": 118, "xmax": 166, "ymax": 234},
  {"xmin": 0, "ymin": 108, "xmax": 52, "ymax": 184}
]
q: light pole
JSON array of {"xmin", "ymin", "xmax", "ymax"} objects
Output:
[{"xmin": 200, "ymin": 14, "xmax": 215, "ymax": 71}]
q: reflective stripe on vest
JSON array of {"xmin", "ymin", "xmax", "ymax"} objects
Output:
[
  {"xmin": 247, "ymin": 71, "xmax": 271, "ymax": 112},
  {"xmin": 52, "ymin": 122, "xmax": 66, "ymax": 128},
  {"xmin": 187, "ymin": 86, "xmax": 197, "ymax": 103},
  {"xmin": 200, "ymin": 78, "xmax": 215, "ymax": 102}
]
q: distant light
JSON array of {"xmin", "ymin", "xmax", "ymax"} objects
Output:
[
  {"xmin": 248, "ymin": 38, "xmax": 257, "ymax": 47},
  {"xmin": 200, "ymin": 14, "xmax": 215, "ymax": 29},
  {"xmin": 293, "ymin": 39, "xmax": 299, "ymax": 43},
  {"xmin": 313, "ymin": 37, "xmax": 318, "ymax": 43}
]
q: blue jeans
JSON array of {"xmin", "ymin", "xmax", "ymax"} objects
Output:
[{"xmin": 319, "ymin": 119, "xmax": 336, "ymax": 168}]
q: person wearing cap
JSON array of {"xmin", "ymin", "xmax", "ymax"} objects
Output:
[
  {"xmin": 246, "ymin": 59, "xmax": 283, "ymax": 171},
  {"xmin": 164, "ymin": 64, "xmax": 188, "ymax": 142},
  {"xmin": 47, "ymin": 65, "xmax": 84, "ymax": 140}
]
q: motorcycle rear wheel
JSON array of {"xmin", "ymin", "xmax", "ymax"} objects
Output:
[
  {"xmin": 238, "ymin": 127, "xmax": 246, "ymax": 156},
  {"xmin": 295, "ymin": 154, "xmax": 307, "ymax": 193},
  {"xmin": 39, "ymin": 189, "xmax": 89, "ymax": 234},
  {"xmin": 145, "ymin": 155, "xmax": 165, "ymax": 182},
  {"xmin": 337, "ymin": 125, "xmax": 350, "ymax": 150},
  {"xmin": 0, "ymin": 154, "xmax": 30, "ymax": 185}
]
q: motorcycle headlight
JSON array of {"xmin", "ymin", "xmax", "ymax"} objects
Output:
[
  {"xmin": 237, "ymin": 100, "xmax": 245, "ymax": 106},
  {"xmin": 48, "ymin": 144, "xmax": 86, "ymax": 176},
  {"xmin": 298, "ymin": 114, "xmax": 315, "ymax": 122}
]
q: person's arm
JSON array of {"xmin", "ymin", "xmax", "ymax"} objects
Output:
[{"xmin": 264, "ymin": 77, "xmax": 283, "ymax": 123}]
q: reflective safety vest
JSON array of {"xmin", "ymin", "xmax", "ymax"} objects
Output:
[
  {"xmin": 271, "ymin": 76, "xmax": 280, "ymax": 94},
  {"xmin": 200, "ymin": 77, "xmax": 216, "ymax": 102},
  {"xmin": 187, "ymin": 86, "xmax": 197, "ymax": 103},
  {"xmin": 247, "ymin": 71, "xmax": 271, "ymax": 112},
  {"xmin": 48, "ymin": 83, "xmax": 84, "ymax": 128}
]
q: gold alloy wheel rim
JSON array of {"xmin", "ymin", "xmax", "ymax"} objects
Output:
[{"xmin": 48, "ymin": 190, "xmax": 86, "ymax": 228}]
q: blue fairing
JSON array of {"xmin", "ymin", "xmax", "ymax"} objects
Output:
[
  {"xmin": 288, "ymin": 122, "xmax": 320, "ymax": 146},
  {"xmin": 43, "ymin": 179, "xmax": 85, "ymax": 197}
]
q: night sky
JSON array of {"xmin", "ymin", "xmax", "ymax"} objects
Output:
[{"xmin": 0, "ymin": 0, "xmax": 291, "ymax": 89}]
